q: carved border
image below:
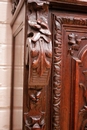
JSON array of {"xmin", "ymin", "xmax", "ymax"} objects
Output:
[{"xmin": 52, "ymin": 15, "xmax": 87, "ymax": 130}]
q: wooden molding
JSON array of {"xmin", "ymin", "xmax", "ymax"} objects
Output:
[{"xmin": 52, "ymin": 14, "xmax": 87, "ymax": 130}]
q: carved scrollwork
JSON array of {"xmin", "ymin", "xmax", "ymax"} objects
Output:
[{"xmin": 26, "ymin": 0, "xmax": 52, "ymax": 86}]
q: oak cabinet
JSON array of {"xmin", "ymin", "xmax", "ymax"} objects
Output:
[{"xmin": 11, "ymin": 0, "xmax": 87, "ymax": 130}]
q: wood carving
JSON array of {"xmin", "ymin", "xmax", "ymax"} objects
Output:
[
  {"xmin": 68, "ymin": 33, "xmax": 87, "ymax": 55},
  {"xmin": 24, "ymin": 110, "xmax": 45, "ymax": 130},
  {"xmin": 24, "ymin": 1, "xmax": 51, "ymax": 130},
  {"xmin": 29, "ymin": 88, "xmax": 42, "ymax": 104},
  {"xmin": 68, "ymin": 33, "xmax": 80, "ymax": 55},
  {"xmin": 52, "ymin": 15, "xmax": 87, "ymax": 130},
  {"xmin": 26, "ymin": 0, "xmax": 52, "ymax": 85},
  {"xmin": 11, "ymin": 0, "xmax": 19, "ymax": 14},
  {"xmin": 24, "ymin": 86, "xmax": 46, "ymax": 130},
  {"xmin": 78, "ymin": 45, "xmax": 87, "ymax": 130},
  {"xmin": 79, "ymin": 82, "xmax": 87, "ymax": 112}
]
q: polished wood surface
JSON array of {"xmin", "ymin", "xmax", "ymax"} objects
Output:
[
  {"xmin": 11, "ymin": 0, "xmax": 87, "ymax": 130},
  {"xmin": 51, "ymin": 12, "xmax": 87, "ymax": 130}
]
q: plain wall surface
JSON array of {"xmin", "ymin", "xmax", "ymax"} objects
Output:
[{"xmin": 0, "ymin": 0, "xmax": 12, "ymax": 129}]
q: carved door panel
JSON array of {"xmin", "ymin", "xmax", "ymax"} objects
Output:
[{"xmin": 51, "ymin": 12, "xmax": 87, "ymax": 130}]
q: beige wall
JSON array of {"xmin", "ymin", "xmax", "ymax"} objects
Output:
[{"xmin": 0, "ymin": 0, "xmax": 12, "ymax": 130}]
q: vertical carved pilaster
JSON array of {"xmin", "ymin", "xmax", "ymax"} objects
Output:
[
  {"xmin": 26, "ymin": 0, "xmax": 52, "ymax": 86},
  {"xmin": 24, "ymin": 0, "xmax": 52, "ymax": 130}
]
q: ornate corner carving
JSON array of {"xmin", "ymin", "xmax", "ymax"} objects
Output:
[
  {"xmin": 26, "ymin": 0, "xmax": 52, "ymax": 86},
  {"xmin": 11, "ymin": 0, "xmax": 19, "ymax": 14}
]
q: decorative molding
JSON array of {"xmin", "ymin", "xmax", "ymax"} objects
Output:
[
  {"xmin": 26, "ymin": 0, "xmax": 52, "ymax": 85},
  {"xmin": 52, "ymin": 15, "xmax": 62, "ymax": 130},
  {"xmin": 52, "ymin": 15, "xmax": 87, "ymax": 130}
]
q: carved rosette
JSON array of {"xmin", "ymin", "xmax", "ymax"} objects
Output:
[{"xmin": 52, "ymin": 15, "xmax": 87, "ymax": 130}]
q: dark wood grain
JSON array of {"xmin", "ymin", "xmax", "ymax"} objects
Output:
[{"xmin": 11, "ymin": 0, "xmax": 87, "ymax": 130}]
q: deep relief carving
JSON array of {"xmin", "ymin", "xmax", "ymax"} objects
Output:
[
  {"xmin": 68, "ymin": 34, "xmax": 87, "ymax": 55},
  {"xmin": 52, "ymin": 15, "xmax": 87, "ymax": 130},
  {"xmin": 24, "ymin": 110, "xmax": 45, "ymax": 130},
  {"xmin": 24, "ymin": 1, "xmax": 51, "ymax": 130},
  {"xmin": 26, "ymin": 0, "xmax": 52, "ymax": 86},
  {"xmin": 11, "ymin": 0, "xmax": 19, "ymax": 14},
  {"xmin": 29, "ymin": 88, "xmax": 42, "ymax": 104},
  {"xmin": 52, "ymin": 16, "xmax": 62, "ymax": 130},
  {"xmin": 24, "ymin": 87, "xmax": 45, "ymax": 130},
  {"xmin": 68, "ymin": 33, "xmax": 80, "ymax": 55}
]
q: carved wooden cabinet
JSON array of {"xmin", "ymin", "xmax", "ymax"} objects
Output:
[{"xmin": 11, "ymin": 0, "xmax": 87, "ymax": 130}]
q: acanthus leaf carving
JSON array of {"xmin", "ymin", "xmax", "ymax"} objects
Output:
[
  {"xmin": 24, "ymin": 1, "xmax": 51, "ymax": 129},
  {"xmin": 26, "ymin": 0, "xmax": 52, "ymax": 86}
]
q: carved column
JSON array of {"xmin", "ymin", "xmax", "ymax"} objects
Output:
[{"xmin": 24, "ymin": 0, "xmax": 52, "ymax": 130}]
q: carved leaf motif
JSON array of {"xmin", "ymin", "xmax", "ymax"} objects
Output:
[{"xmin": 31, "ymin": 38, "xmax": 52, "ymax": 76}]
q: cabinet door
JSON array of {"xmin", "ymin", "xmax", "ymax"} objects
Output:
[{"xmin": 51, "ymin": 12, "xmax": 87, "ymax": 130}]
